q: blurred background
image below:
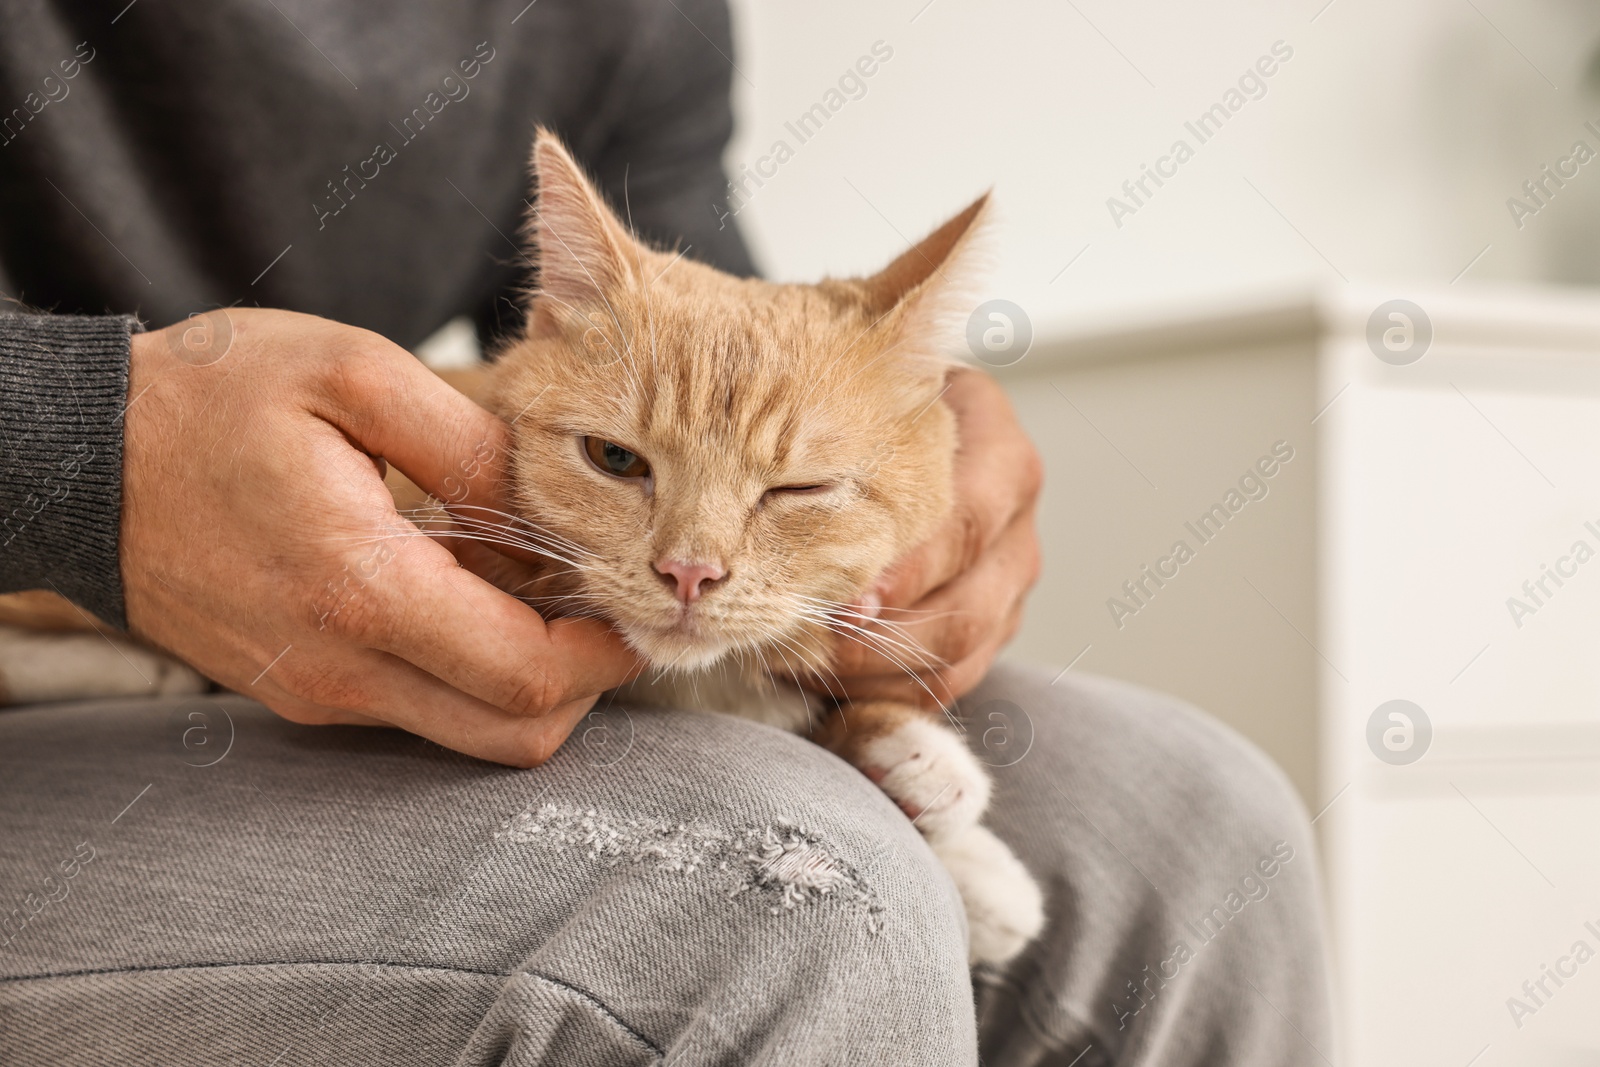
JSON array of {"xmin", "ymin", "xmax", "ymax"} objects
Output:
[
  {"xmin": 702, "ymin": 1, "xmax": 1600, "ymax": 1063},
  {"xmin": 725, "ymin": 0, "xmax": 1600, "ymax": 318}
]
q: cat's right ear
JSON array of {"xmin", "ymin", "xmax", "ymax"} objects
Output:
[
  {"xmin": 524, "ymin": 129, "xmax": 636, "ymax": 325},
  {"xmin": 856, "ymin": 193, "xmax": 992, "ymax": 376}
]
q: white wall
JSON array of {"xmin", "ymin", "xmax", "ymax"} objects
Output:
[{"xmin": 725, "ymin": 0, "xmax": 1600, "ymax": 335}]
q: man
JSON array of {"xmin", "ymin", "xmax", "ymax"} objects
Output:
[{"xmin": 0, "ymin": 2, "xmax": 1333, "ymax": 1063}]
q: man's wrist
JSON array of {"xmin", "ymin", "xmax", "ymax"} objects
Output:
[{"xmin": 0, "ymin": 312, "xmax": 139, "ymax": 628}]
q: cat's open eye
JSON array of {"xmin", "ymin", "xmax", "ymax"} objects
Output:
[{"xmin": 582, "ymin": 436, "xmax": 651, "ymax": 480}]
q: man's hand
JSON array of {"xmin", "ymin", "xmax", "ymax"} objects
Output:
[
  {"xmin": 122, "ymin": 308, "xmax": 642, "ymax": 766},
  {"xmin": 811, "ymin": 367, "xmax": 1043, "ymax": 708}
]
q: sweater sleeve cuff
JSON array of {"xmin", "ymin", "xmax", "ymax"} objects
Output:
[{"xmin": 0, "ymin": 313, "xmax": 138, "ymax": 629}]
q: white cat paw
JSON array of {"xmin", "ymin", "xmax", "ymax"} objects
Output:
[
  {"xmin": 931, "ymin": 823, "xmax": 1046, "ymax": 966},
  {"xmin": 858, "ymin": 717, "xmax": 991, "ymax": 841}
]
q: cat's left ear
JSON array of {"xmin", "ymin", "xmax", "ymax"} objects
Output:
[{"xmin": 856, "ymin": 192, "xmax": 992, "ymax": 372}]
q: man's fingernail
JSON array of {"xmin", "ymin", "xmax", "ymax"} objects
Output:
[{"xmin": 857, "ymin": 591, "xmax": 883, "ymax": 619}]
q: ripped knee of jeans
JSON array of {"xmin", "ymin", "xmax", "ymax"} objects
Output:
[{"xmin": 498, "ymin": 803, "xmax": 884, "ymax": 933}]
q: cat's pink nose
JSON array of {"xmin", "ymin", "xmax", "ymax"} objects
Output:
[{"xmin": 654, "ymin": 559, "xmax": 726, "ymax": 604}]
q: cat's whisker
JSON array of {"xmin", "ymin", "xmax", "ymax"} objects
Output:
[
  {"xmin": 520, "ymin": 592, "xmax": 608, "ymax": 612},
  {"xmin": 765, "ymin": 629, "xmax": 822, "ymax": 679},
  {"xmin": 793, "ymin": 609, "xmax": 943, "ymax": 670},
  {"xmin": 782, "ymin": 602, "xmax": 953, "ymax": 712},
  {"xmin": 735, "ymin": 645, "xmax": 785, "ymax": 708},
  {"xmin": 790, "ymin": 593, "xmax": 944, "ymax": 620},
  {"xmin": 360, "ymin": 527, "xmax": 593, "ymax": 571},
  {"xmin": 761, "ymin": 637, "xmax": 826, "ymax": 733},
  {"xmin": 816, "ymin": 623, "xmax": 946, "ymax": 697},
  {"xmin": 828, "ymin": 615, "xmax": 943, "ymax": 668},
  {"xmin": 409, "ymin": 528, "xmax": 592, "ymax": 569},
  {"xmin": 786, "ymin": 596, "xmax": 950, "ymax": 667},
  {"xmin": 829, "ymin": 604, "xmax": 967, "ymax": 631},
  {"xmin": 406, "ymin": 504, "xmax": 598, "ymax": 557},
  {"xmin": 423, "ymin": 533, "xmax": 589, "ymax": 569},
  {"xmin": 394, "ymin": 509, "xmax": 593, "ymax": 555},
  {"xmin": 400, "ymin": 512, "xmax": 585, "ymax": 548},
  {"xmin": 831, "ymin": 630, "xmax": 950, "ymax": 699},
  {"xmin": 514, "ymin": 583, "xmax": 591, "ymax": 600},
  {"xmin": 516, "ymin": 584, "xmax": 601, "ymax": 599},
  {"xmin": 426, "ymin": 507, "xmax": 591, "ymax": 545},
  {"xmin": 325, "ymin": 523, "xmax": 568, "ymax": 559},
  {"xmin": 730, "ymin": 644, "xmax": 775, "ymax": 695},
  {"xmin": 765, "ymin": 631, "xmax": 846, "ymax": 725},
  {"xmin": 789, "ymin": 603, "xmax": 950, "ymax": 674},
  {"xmin": 324, "ymin": 511, "xmax": 601, "ymax": 575},
  {"xmin": 814, "ymin": 622, "xmax": 954, "ymax": 719},
  {"xmin": 763, "ymin": 605, "xmax": 861, "ymax": 688}
]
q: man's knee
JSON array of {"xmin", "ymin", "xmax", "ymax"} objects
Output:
[
  {"xmin": 964, "ymin": 665, "xmax": 1331, "ymax": 1059},
  {"xmin": 966, "ymin": 663, "xmax": 1315, "ymax": 880},
  {"xmin": 497, "ymin": 707, "xmax": 978, "ymax": 1060}
]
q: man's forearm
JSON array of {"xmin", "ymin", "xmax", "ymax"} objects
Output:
[{"xmin": 0, "ymin": 313, "xmax": 135, "ymax": 628}]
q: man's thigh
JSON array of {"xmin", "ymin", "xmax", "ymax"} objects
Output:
[{"xmin": 0, "ymin": 695, "xmax": 974, "ymax": 1066}]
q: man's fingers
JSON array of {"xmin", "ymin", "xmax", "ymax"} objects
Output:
[
  {"xmin": 340, "ymin": 349, "xmax": 563, "ymax": 573},
  {"xmin": 321, "ymin": 338, "xmax": 515, "ymax": 522},
  {"xmin": 308, "ymin": 342, "xmax": 642, "ymax": 721},
  {"xmin": 877, "ymin": 369, "xmax": 1042, "ymax": 608},
  {"xmin": 265, "ymin": 702, "xmax": 388, "ymax": 728},
  {"xmin": 833, "ymin": 508, "xmax": 1039, "ymax": 676},
  {"xmin": 332, "ymin": 535, "xmax": 641, "ymax": 718},
  {"xmin": 256, "ymin": 648, "xmax": 595, "ymax": 766}
]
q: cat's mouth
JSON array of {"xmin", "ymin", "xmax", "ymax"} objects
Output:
[
  {"xmin": 616, "ymin": 596, "xmax": 798, "ymax": 673},
  {"xmin": 623, "ymin": 615, "xmax": 736, "ymax": 671}
]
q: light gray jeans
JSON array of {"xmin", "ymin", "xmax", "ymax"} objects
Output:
[{"xmin": 0, "ymin": 665, "xmax": 1333, "ymax": 1065}]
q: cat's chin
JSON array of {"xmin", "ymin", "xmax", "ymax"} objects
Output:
[{"xmin": 621, "ymin": 625, "xmax": 736, "ymax": 673}]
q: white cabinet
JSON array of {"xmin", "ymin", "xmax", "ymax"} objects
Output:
[{"xmin": 997, "ymin": 285, "xmax": 1600, "ymax": 1066}]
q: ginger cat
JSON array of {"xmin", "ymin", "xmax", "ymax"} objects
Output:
[
  {"xmin": 475, "ymin": 130, "xmax": 1043, "ymax": 964},
  {"xmin": 0, "ymin": 129, "xmax": 1044, "ymax": 964}
]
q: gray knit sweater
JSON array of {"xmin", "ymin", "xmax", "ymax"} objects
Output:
[{"xmin": 0, "ymin": 0, "xmax": 754, "ymax": 629}]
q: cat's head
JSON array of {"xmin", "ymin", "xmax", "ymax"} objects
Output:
[{"xmin": 487, "ymin": 130, "xmax": 989, "ymax": 677}]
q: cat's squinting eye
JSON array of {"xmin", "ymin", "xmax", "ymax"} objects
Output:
[
  {"xmin": 582, "ymin": 436, "xmax": 651, "ymax": 479},
  {"xmin": 766, "ymin": 484, "xmax": 833, "ymax": 497}
]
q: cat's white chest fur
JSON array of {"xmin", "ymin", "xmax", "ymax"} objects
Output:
[{"xmin": 616, "ymin": 671, "xmax": 820, "ymax": 734}]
